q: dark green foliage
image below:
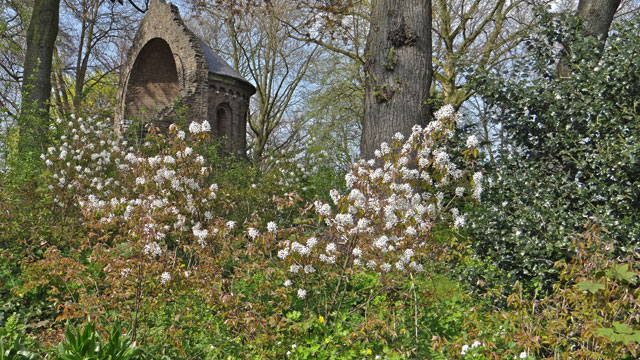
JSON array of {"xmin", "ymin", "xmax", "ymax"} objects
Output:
[{"xmin": 469, "ymin": 13, "xmax": 640, "ymax": 293}]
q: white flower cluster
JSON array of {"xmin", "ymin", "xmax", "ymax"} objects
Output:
[
  {"xmin": 460, "ymin": 340, "xmax": 482, "ymax": 355},
  {"xmin": 144, "ymin": 241, "xmax": 163, "ymax": 258},
  {"xmin": 466, "ymin": 134, "xmax": 479, "ymax": 149},
  {"xmin": 42, "ymin": 116, "xmax": 119, "ymax": 206},
  {"xmin": 247, "ymin": 227, "xmax": 260, "ymax": 240},
  {"xmin": 188, "ymin": 120, "xmax": 211, "ymax": 135},
  {"xmin": 434, "ymin": 104, "xmax": 455, "ymax": 121},
  {"xmin": 43, "ymin": 118, "xmax": 232, "ymax": 286},
  {"xmin": 278, "ymin": 107, "xmax": 481, "ymax": 293},
  {"xmin": 160, "ymin": 271, "xmax": 171, "ymax": 284}
]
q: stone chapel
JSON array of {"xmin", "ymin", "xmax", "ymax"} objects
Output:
[{"xmin": 115, "ymin": 0, "xmax": 255, "ymax": 157}]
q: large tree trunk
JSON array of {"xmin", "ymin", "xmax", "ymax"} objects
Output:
[
  {"xmin": 20, "ymin": 0, "xmax": 60, "ymax": 153},
  {"xmin": 361, "ymin": 0, "xmax": 432, "ymax": 160},
  {"xmin": 558, "ymin": 0, "xmax": 621, "ymax": 77},
  {"xmin": 577, "ymin": 0, "xmax": 622, "ymax": 44}
]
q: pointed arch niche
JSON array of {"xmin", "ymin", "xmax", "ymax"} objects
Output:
[{"xmin": 123, "ymin": 38, "xmax": 179, "ymax": 121}]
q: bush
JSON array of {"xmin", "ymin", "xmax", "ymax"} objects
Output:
[
  {"xmin": 469, "ymin": 13, "xmax": 640, "ymax": 293},
  {"xmin": 12, "ymin": 102, "xmax": 489, "ymax": 358},
  {"xmin": 506, "ymin": 222, "xmax": 640, "ymax": 358}
]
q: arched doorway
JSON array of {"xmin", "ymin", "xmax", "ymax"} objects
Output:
[
  {"xmin": 215, "ymin": 103, "xmax": 232, "ymax": 138},
  {"xmin": 123, "ymin": 38, "xmax": 179, "ymax": 122}
]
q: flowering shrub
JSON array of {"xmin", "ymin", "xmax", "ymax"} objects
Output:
[
  {"xmin": 13, "ymin": 113, "xmax": 342, "ymax": 357},
  {"xmin": 21, "ymin": 116, "xmax": 241, "ymax": 349},
  {"xmin": 270, "ymin": 105, "xmax": 482, "ymax": 355},
  {"xmin": 15, "ymin": 104, "xmax": 488, "ymax": 358}
]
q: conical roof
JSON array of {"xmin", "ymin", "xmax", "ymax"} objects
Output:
[{"xmin": 198, "ymin": 39, "xmax": 255, "ymax": 93}]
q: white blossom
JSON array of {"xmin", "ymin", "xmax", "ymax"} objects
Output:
[
  {"xmin": 461, "ymin": 344, "xmax": 470, "ymax": 355},
  {"xmin": 306, "ymin": 237, "xmax": 317, "ymax": 249},
  {"xmin": 188, "ymin": 121, "xmax": 201, "ymax": 134},
  {"xmin": 315, "ymin": 201, "xmax": 331, "ymax": 217},
  {"xmin": 277, "ymin": 248, "xmax": 289, "ymax": 260},
  {"xmin": 435, "ymin": 104, "xmax": 455, "ymax": 120},
  {"xmin": 144, "ymin": 241, "xmax": 162, "ymax": 257},
  {"xmin": 247, "ymin": 227, "xmax": 259, "ymax": 239},
  {"xmin": 334, "ymin": 213, "xmax": 353, "ymax": 227},
  {"xmin": 374, "ymin": 236, "xmax": 389, "ymax": 250},
  {"xmin": 345, "ymin": 173, "xmax": 357, "ymax": 188},
  {"xmin": 329, "ymin": 189, "xmax": 340, "ymax": 205},
  {"xmin": 466, "ymin": 135, "xmax": 479, "ymax": 148},
  {"xmin": 380, "ymin": 142, "xmax": 391, "ymax": 155},
  {"xmin": 297, "ymin": 288, "xmax": 307, "ymax": 299},
  {"xmin": 160, "ymin": 271, "xmax": 171, "ymax": 284},
  {"xmin": 319, "ymin": 254, "xmax": 336, "ymax": 264},
  {"xmin": 201, "ymin": 120, "xmax": 211, "ymax": 132},
  {"xmin": 163, "ymin": 155, "xmax": 175, "ymax": 164}
]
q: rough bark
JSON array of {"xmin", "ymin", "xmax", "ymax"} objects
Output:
[
  {"xmin": 361, "ymin": 0, "xmax": 432, "ymax": 160},
  {"xmin": 20, "ymin": 0, "xmax": 60, "ymax": 153}
]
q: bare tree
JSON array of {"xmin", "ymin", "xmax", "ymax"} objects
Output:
[
  {"xmin": 0, "ymin": 1, "xmax": 27, "ymax": 119},
  {"xmin": 431, "ymin": 0, "xmax": 544, "ymax": 110},
  {"xmin": 190, "ymin": 0, "xmax": 323, "ymax": 160},
  {"xmin": 52, "ymin": 0, "xmax": 140, "ymax": 116}
]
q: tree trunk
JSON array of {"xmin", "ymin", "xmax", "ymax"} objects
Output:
[
  {"xmin": 361, "ymin": 0, "xmax": 432, "ymax": 160},
  {"xmin": 577, "ymin": 0, "xmax": 622, "ymax": 44},
  {"xmin": 558, "ymin": 0, "xmax": 621, "ymax": 77},
  {"xmin": 20, "ymin": 0, "xmax": 60, "ymax": 153}
]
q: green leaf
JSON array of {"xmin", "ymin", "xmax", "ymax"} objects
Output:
[
  {"xmin": 576, "ymin": 280, "xmax": 604, "ymax": 294},
  {"xmin": 607, "ymin": 264, "xmax": 636, "ymax": 284},
  {"xmin": 597, "ymin": 327, "xmax": 615, "ymax": 338},
  {"xmin": 612, "ymin": 321, "xmax": 634, "ymax": 335}
]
